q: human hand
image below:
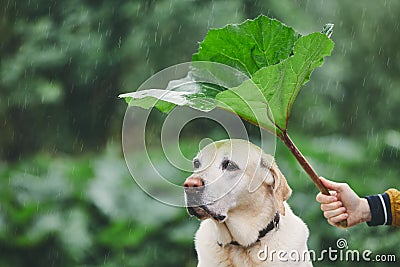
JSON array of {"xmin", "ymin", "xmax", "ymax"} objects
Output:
[{"xmin": 316, "ymin": 177, "xmax": 371, "ymax": 228}]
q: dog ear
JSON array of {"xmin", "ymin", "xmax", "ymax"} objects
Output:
[
  {"xmin": 264, "ymin": 158, "xmax": 292, "ymax": 216},
  {"xmin": 248, "ymin": 154, "xmax": 292, "ymax": 215},
  {"xmin": 248, "ymin": 152, "xmax": 274, "ymax": 193}
]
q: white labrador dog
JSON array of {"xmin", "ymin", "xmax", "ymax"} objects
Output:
[{"xmin": 184, "ymin": 139, "xmax": 312, "ymax": 267}]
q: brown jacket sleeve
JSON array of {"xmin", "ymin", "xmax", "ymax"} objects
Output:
[{"xmin": 385, "ymin": 189, "xmax": 400, "ymax": 226}]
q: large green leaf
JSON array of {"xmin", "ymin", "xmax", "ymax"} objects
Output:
[{"xmin": 119, "ymin": 15, "xmax": 334, "ymax": 137}]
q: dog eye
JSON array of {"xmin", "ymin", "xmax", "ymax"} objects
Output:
[
  {"xmin": 193, "ymin": 159, "xmax": 201, "ymax": 169},
  {"xmin": 221, "ymin": 160, "xmax": 239, "ymax": 171}
]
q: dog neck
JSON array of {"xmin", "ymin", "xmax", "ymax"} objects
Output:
[
  {"xmin": 217, "ymin": 211, "xmax": 279, "ymax": 247},
  {"xmin": 214, "ymin": 184, "xmax": 280, "ymax": 247}
]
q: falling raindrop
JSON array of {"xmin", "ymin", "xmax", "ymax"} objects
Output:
[{"xmin": 118, "ymin": 36, "xmax": 122, "ymax": 48}]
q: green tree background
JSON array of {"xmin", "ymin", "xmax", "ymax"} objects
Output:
[{"xmin": 1, "ymin": 0, "xmax": 399, "ymax": 266}]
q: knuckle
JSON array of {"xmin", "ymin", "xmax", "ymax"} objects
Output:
[{"xmin": 341, "ymin": 183, "xmax": 350, "ymax": 190}]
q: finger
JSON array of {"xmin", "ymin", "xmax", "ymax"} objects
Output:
[
  {"xmin": 316, "ymin": 192, "xmax": 337, "ymax": 204},
  {"xmin": 323, "ymin": 207, "xmax": 346, "ymax": 219},
  {"xmin": 321, "ymin": 201, "xmax": 343, "ymax": 212},
  {"xmin": 319, "ymin": 177, "xmax": 346, "ymax": 192},
  {"xmin": 329, "ymin": 213, "xmax": 349, "ymax": 224}
]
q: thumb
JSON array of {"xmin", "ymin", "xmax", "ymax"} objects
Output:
[{"xmin": 319, "ymin": 177, "xmax": 345, "ymax": 192}]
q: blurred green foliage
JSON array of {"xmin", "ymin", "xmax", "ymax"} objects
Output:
[{"xmin": 1, "ymin": 0, "xmax": 400, "ymax": 266}]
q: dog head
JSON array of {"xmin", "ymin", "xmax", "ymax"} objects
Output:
[{"xmin": 183, "ymin": 139, "xmax": 291, "ymax": 222}]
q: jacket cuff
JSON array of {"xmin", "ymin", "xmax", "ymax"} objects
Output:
[{"xmin": 365, "ymin": 193, "xmax": 392, "ymax": 226}]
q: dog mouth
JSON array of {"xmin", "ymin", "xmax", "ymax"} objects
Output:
[
  {"xmin": 184, "ymin": 187, "xmax": 227, "ymax": 222},
  {"xmin": 186, "ymin": 205, "xmax": 226, "ymax": 222}
]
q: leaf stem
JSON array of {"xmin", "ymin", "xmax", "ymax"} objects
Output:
[
  {"xmin": 280, "ymin": 131, "xmax": 329, "ymax": 194},
  {"xmin": 280, "ymin": 131, "xmax": 347, "ymax": 227}
]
